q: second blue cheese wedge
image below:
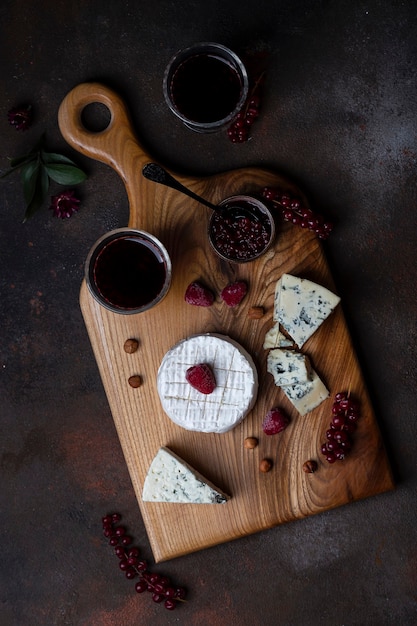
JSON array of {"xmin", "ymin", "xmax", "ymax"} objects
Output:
[
  {"xmin": 142, "ymin": 447, "xmax": 230, "ymax": 504},
  {"xmin": 273, "ymin": 274, "xmax": 340, "ymax": 348},
  {"xmin": 267, "ymin": 348, "xmax": 312, "ymax": 386},
  {"xmin": 280, "ymin": 370, "xmax": 329, "ymax": 416}
]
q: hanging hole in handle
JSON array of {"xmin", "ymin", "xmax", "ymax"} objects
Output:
[{"xmin": 80, "ymin": 102, "xmax": 112, "ymax": 133}]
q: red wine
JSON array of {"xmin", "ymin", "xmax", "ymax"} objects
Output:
[
  {"xmin": 92, "ymin": 235, "xmax": 167, "ymax": 310},
  {"xmin": 170, "ymin": 53, "xmax": 243, "ymax": 123}
]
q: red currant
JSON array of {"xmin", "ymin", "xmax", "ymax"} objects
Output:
[
  {"xmin": 152, "ymin": 593, "xmax": 164, "ymax": 603},
  {"xmin": 135, "ymin": 581, "xmax": 148, "ymax": 594},
  {"xmin": 227, "ymin": 72, "xmax": 264, "ymax": 143},
  {"xmin": 164, "ymin": 599, "xmax": 177, "ymax": 610},
  {"xmin": 320, "ymin": 393, "xmax": 360, "ymax": 464},
  {"xmin": 102, "ymin": 512, "xmax": 187, "ymax": 610},
  {"xmin": 261, "ymin": 186, "xmax": 333, "ymax": 239}
]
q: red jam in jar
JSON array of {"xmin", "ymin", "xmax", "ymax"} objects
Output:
[{"xmin": 209, "ymin": 196, "xmax": 275, "ymax": 262}]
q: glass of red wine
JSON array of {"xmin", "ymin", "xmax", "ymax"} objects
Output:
[
  {"xmin": 163, "ymin": 42, "xmax": 249, "ymax": 133},
  {"xmin": 85, "ymin": 229, "xmax": 172, "ymax": 314}
]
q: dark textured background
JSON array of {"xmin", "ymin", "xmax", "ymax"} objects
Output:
[{"xmin": 1, "ymin": 1, "xmax": 416, "ymax": 624}]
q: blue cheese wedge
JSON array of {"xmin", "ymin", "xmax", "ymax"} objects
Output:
[
  {"xmin": 281, "ymin": 369, "xmax": 329, "ymax": 416},
  {"xmin": 142, "ymin": 447, "xmax": 230, "ymax": 504},
  {"xmin": 157, "ymin": 334, "xmax": 258, "ymax": 434},
  {"xmin": 263, "ymin": 323, "xmax": 294, "ymax": 350},
  {"xmin": 273, "ymin": 274, "xmax": 340, "ymax": 348},
  {"xmin": 267, "ymin": 348, "xmax": 312, "ymax": 386}
]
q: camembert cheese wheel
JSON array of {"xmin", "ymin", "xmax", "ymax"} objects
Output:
[{"xmin": 157, "ymin": 334, "xmax": 258, "ymax": 433}]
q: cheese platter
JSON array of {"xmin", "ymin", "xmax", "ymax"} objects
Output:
[{"xmin": 58, "ymin": 83, "xmax": 394, "ymax": 562}]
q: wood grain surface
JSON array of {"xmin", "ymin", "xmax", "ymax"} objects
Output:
[{"xmin": 58, "ymin": 83, "xmax": 394, "ymax": 562}]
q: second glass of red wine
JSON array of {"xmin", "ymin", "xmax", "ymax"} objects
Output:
[{"xmin": 163, "ymin": 42, "xmax": 249, "ymax": 133}]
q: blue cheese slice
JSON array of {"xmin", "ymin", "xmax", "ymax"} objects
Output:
[
  {"xmin": 263, "ymin": 323, "xmax": 294, "ymax": 350},
  {"xmin": 157, "ymin": 334, "xmax": 258, "ymax": 434},
  {"xmin": 273, "ymin": 274, "xmax": 340, "ymax": 348},
  {"xmin": 267, "ymin": 348, "xmax": 312, "ymax": 386},
  {"xmin": 142, "ymin": 447, "xmax": 230, "ymax": 504},
  {"xmin": 281, "ymin": 369, "xmax": 329, "ymax": 416}
]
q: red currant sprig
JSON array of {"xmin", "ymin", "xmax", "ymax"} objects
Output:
[
  {"xmin": 261, "ymin": 186, "xmax": 334, "ymax": 239},
  {"xmin": 320, "ymin": 392, "xmax": 361, "ymax": 463},
  {"xmin": 102, "ymin": 513, "xmax": 187, "ymax": 611},
  {"xmin": 227, "ymin": 72, "xmax": 265, "ymax": 143}
]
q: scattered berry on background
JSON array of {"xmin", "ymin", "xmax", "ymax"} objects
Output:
[
  {"xmin": 102, "ymin": 513, "xmax": 187, "ymax": 611},
  {"xmin": 227, "ymin": 72, "xmax": 265, "ymax": 143},
  {"xmin": 220, "ymin": 280, "xmax": 247, "ymax": 307},
  {"xmin": 7, "ymin": 104, "xmax": 33, "ymax": 131},
  {"xmin": 49, "ymin": 190, "xmax": 81, "ymax": 218},
  {"xmin": 184, "ymin": 281, "xmax": 215, "ymax": 306},
  {"xmin": 262, "ymin": 407, "xmax": 290, "ymax": 435},
  {"xmin": 320, "ymin": 392, "xmax": 361, "ymax": 463},
  {"xmin": 186, "ymin": 363, "xmax": 217, "ymax": 394},
  {"xmin": 261, "ymin": 187, "xmax": 333, "ymax": 240}
]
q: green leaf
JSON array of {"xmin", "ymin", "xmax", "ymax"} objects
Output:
[
  {"xmin": 23, "ymin": 166, "xmax": 49, "ymax": 222},
  {"xmin": 1, "ymin": 135, "xmax": 43, "ymax": 179},
  {"xmin": 1, "ymin": 155, "xmax": 34, "ymax": 179},
  {"xmin": 21, "ymin": 160, "xmax": 41, "ymax": 204},
  {"xmin": 1, "ymin": 167, "xmax": 17, "ymax": 179},
  {"xmin": 44, "ymin": 163, "xmax": 87, "ymax": 185},
  {"xmin": 41, "ymin": 150, "xmax": 78, "ymax": 166},
  {"xmin": 9, "ymin": 153, "xmax": 37, "ymax": 168}
]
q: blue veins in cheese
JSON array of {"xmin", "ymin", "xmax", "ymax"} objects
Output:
[
  {"xmin": 280, "ymin": 370, "xmax": 329, "ymax": 416},
  {"xmin": 273, "ymin": 274, "xmax": 340, "ymax": 348},
  {"xmin": 266, "ymin": 347, "xmax": 329, "ymax": 413},
  {"xmin": 267, "ymin": 348, "xmax": 312, "ymax": 386},
  {"xmin": 142, "ymin": 447, "xmax": 230, "ymax": 504}
]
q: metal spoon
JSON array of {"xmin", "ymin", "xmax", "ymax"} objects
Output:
[{"xmin": 142, "ymin": 162, "xmax": 224, "ymax": 213}]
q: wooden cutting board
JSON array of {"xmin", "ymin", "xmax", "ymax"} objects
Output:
[{"xmin": 58, "ymin": 83, "xmax": 394, "ymax": 562}]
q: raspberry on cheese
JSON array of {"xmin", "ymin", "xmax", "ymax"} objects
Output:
[{"xmin": 157, "ymin": 334, "xmax": 258, "ymax": 433}]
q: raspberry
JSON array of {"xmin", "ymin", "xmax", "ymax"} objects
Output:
[
  {"xmin": 185, "ymin": 364, "xmax": 216, "ymax": 394},
  {"xmin": 184, "ymin": 281, "xmax": 215, "ymax": 306},
  {"xmin": 262, "ymin": 407, "xmax": 290, "ymax": 435},
  {"xmin": 220, "ymin": 280, "xmax": 247, "ymax": 307}
]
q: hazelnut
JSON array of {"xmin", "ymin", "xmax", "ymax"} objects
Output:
[
  {"xmin": 128, "ymin": 375, "xmax": 142, "ymax": 388},
  {"xmin": 124, "ymin": 338, "xmax": 139, "ymax": 354},
  {"xmin": 244, "ymin": 437, "xmax": 258, "ymax": 450},
  {"xmin": 259, "ymin": 458, "xmax": 273, "ymax": 473},
  {"xmin": 302, "ymin": 459, "xmax": 318, "ymax": 474},
  {"xmin": 248, "ymin": 306, "xmax": 264, "ymax": 320}
]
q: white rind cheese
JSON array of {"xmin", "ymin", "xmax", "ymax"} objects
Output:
[
  {"xmin": 142, "ymin": 447, "xmax": 230, "ymax": 504},
  {"xmin": 273, "ymin": 274, "xmax": 340, "ymax": 348},
  {"xmin": 267, "ymin": 348, "xmax": 312, "ymax": 386},
  {"xmin": 281, "ymin": 369, "xmax": 329, "ymax": 416},
  {"xmin": 263, "ymin": 323, "xmax": 294, "ymax": 350},
  {"xmin": 157, "ymin": 334, "xmax": 258, "ymax": 433}
]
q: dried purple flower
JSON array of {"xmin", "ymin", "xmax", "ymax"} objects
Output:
[
  {"xmin": 49, "ymin": 190, "xmax": 81, "ymax": 219},
  {"xmin": 7, "ymin": 104, "xmax": 33, "ymax": 131}
]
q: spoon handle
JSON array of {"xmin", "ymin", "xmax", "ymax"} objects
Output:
[{"xmin": 142, "ymin": 163, "xmax": 221, "ymax": 212}]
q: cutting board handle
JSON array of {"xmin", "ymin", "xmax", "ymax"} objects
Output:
[{"xmin": 58, "ymin": 82, "xmax": 157, "ymax": 228}]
